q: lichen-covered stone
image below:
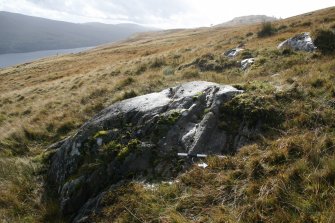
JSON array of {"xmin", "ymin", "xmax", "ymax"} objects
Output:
[
  {"xmin": 278, "ymin": 32, "xmax": 316, "ymax": 52},
  {"xmin": 48, "ymin": 81, "xmax": 252, "ymax": 221}
]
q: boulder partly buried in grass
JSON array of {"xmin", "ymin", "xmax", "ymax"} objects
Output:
[
  {"xmin": 278, "ymin": 32, "xmax": 316, "ymax": 52},
  {"xmin": 48, "ymin": 81, "xmax": 273, "ymax": 221}
]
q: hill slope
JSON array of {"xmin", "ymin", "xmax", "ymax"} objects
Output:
[
  {"xmin": 0, "ymin": 11, "xmax": 156, "ymax": 54},
  {"xmin": 216, "ymin": 15, "xmax": 277, "ymax": 27},
  {"xmin": 0, "ymin": 6, "xmax": 335, "ymax": 223}
]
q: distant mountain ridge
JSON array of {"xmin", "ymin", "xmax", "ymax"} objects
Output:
[
  {"xmin": 216, "ymin": 15, "xmax": 277, "ymax": 27},
  {"xmin": 0, "ymin": 11, "xmax": 158, "ymax": 54}
]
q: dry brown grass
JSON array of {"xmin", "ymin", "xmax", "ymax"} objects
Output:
[{"xmin": 0, "ymin": 6, "xmax": 335, "ymax": 222}]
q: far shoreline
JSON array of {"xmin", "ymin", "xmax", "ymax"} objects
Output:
[{"xmin": 0, "ymin": 46, "xmax": 95, "ymax": 68}]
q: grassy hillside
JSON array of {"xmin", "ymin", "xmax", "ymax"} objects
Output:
[{"xmin": 0, "ymin": 6, "xmax": 335, "ymax": 222}]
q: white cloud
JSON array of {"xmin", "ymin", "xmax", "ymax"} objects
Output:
[{"xmin": 0, "ymin": 0, "xmax": 334, "ymax": 28}]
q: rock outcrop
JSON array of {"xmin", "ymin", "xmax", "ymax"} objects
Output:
[
  {"xmin": 47, "ymin": 81, "xmax": 261, "ymax": 221},
  {"xmin": 278, "ymin": 32, "xmax": 316, "ymax": 52}
]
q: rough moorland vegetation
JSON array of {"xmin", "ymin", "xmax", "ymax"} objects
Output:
[{"xmin": 0, "ymin": 6, "xmax": 335, "ymax": 223}]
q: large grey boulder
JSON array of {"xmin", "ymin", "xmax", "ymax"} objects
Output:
[
  {"xmin": 278, "ymin": 32, "xmax": 316, "ymax": 52},
  {"xmin": 48, "ymin": 81, "xmax": 253, "ymax": 220}
]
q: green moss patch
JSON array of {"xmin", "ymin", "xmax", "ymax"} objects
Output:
[
  {"xmin": 220, "ymin": 92, "xmax": 283, "ymax": 131},
  {"xmin": 116, "ymin": 139, "xmax": 141, "ymax": 161},
  {"xmin": 93, "ymin": 130, "xmax": 109, "ymax": 139},
  {"xmin": 157, "ymin": 111, "xmax": 181, "ymax": 125}
]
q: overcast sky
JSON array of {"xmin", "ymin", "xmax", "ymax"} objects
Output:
[{"xmin": 0, "ymin": 0, "xmax": 334, "ymax": 28}]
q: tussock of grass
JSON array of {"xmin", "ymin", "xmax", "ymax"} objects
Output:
[
  {"xmin": 257, "ymin": 22, "xmax": 277, "ymax": 37},
  {"xmin": 314, "ymin": 28, "xmax": 335, "ymax": 54}
]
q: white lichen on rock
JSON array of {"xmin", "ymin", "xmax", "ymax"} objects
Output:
[{"xmin": 278, "ymin": 32, "xmax": 316, "ymax": 52}]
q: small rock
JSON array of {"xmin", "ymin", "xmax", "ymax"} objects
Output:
[
  {"xmin": 224, "ymin": 47, "xmax": 244, "ymax": 58},
  {"xmin": 241, "ymin": 58, "xmax": 255, "ymax": 70}
]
